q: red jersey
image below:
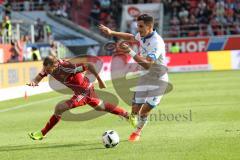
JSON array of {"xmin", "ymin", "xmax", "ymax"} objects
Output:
[{"xmin": 39, "ymin": 59, "xmax": 91, "ymax": 95}]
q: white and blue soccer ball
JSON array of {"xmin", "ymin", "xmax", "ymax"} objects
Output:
[{"xmin": 102, "ymin": 130, "xmax": 119, "ymax": 148}]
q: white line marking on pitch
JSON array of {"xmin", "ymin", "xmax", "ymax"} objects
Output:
[{"xmin": 0, "ymin": 96, "xmax": 64, "ymax": 113}]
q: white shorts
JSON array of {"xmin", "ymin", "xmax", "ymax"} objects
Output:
[{"xmin": 132, "ymin": 74, "xmax": 169, "ymax": 108}]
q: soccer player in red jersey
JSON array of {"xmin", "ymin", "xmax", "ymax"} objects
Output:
[{"xmin": 27, "ymin": 55, "xmax": 136, "ymax": 140}]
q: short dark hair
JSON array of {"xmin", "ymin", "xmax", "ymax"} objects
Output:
[
  {"xmin": 43, "ymin": 55, "xmax": 57, "ymax": 66},
  {"xmin": 137, "ymin": 14, "xmax": 154, "ymax": 25}
]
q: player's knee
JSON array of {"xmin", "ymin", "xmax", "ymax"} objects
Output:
[
  {"xmin": 132, "ymin": 106, "xmax": 141, "ymax": 115},
  {"xmin": 132, "ymin": 110, "xmax": 139, "ymax": 115},
  {"xmin": 54, "ymin": 103, "xmax": 69, "ymax": 115},
  {"xmin": 92, "ymin": 100, "xmax": 105, "ymax": 111},
  {"xmin": 132, "ymin": 103, "xmax": 142, "ymax": 113},
  {"xmin": 94, "ymin": 106, "xmax": 104, "ymax": 111},
  {"xmin": 94, "ymin": 103, "xmax": 105, "ymax": 111},
  {"xmin": 54, "ymin": 106, "xmax": 63, "ymax": 115}
]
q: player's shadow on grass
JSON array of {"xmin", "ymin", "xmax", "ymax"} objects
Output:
[
  {"xmin": 0, "ymin": 140, "xmax": 128, "ymax": 152},
  {"xmin": 0, "ymin": 142, "xmax": 101, "ymax": 152}
]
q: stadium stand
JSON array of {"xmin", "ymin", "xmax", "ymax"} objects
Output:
[
  {"xmin": 165, "ymin": 0, "xmax": 240, "ymax": 37},
  {"xmin": 0, "ymin": 0, "xmax": 106, "ymax": 63},
  {"xmin": 1, "ymin": 0, "xmax": 240, "ymax": 63},
  {"xmin": 84, "ymin": 0, "xmax": 240, "ymax": 38},
  {"xmin": 5, "ymin": 0, "xmax": 240, "ymax": 38}
]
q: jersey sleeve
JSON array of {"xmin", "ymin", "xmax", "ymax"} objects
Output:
[{"xmin": 146, "ymin": 41, "xmax": 163, "ymax": 61}]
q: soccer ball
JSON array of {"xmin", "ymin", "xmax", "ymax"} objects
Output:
[{"xmin": 102, "ymin": 130, "xmax": 120, "ymax": 148}]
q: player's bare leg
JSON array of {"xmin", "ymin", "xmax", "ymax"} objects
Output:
[
  {"xmin": 131, "ymin": 104, "xmax": 142, "ymax": 115},
  {"xmin": 129, "ymin": 103, "xmax": 152, "ymax": 142},
  {"xmin": 130, "ymin": 103, "xmax": 142, "ymax": 128},
  {"xmin": 28, "ymin": 102, "xmax": 70, "ymax": 140}
]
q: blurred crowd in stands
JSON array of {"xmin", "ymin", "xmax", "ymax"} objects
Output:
[
  {"xmin": 1, "ymin": 0, "xmax": 240, "ymax": 62},
  {"xmin": 2, "ymin": 0, "xmax": 72, "ymax": 19},
  {"xmin": 88, "ymin": 0, "xmax": 240, "ymax": 37},
  {"xmin": 88, "ymin": 0, "xmax": 160, "ymax": 32},
  {"xmin": 0, "ymin": 0, "xmax": 59, "ymax": 62},
  {"xmin": 90, "ymin": 0, "xmax": 121, "ymax": 32},
  {"xmin": 4, "ymin": 0, "xmax": 71, "ymax": 15},
  {"xmin": 166, "ymin": 0, "xmax": 240, "ymax": 37},
  {"xmin": 3, "ymin": 0, "xmax": 240, "ymax": 37},
  {"xmin": 6, "ymin": 0, "xmax": 240, "ymax": 38}
]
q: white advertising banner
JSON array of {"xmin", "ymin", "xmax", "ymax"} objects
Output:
[
  {"xmin": 231, "ymin": 50, "xmax": 240, "ymax": 70},
  {"xmin": 120, "ymin": 3, "xmax": 163, "ymax": 34}
]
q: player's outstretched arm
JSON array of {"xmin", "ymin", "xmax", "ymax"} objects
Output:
[
  {"xmin": 26, "ymin": 75, "xmax": 43, "ymax": 87},
  {"xmin": 86, "ymin": 63, "xmax": 106, "ymax": 89},
  {"xmin": 99, "ymin": 24, "xmax": 135, "ymax": 41}
]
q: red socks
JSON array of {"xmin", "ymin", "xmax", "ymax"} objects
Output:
[
  {"xmin": 40, "ymin": 103, "xmax": 128, "ymax": 136},
  {"xmin": 104, "ymin": 102, "xmax": 128, "ymax": 118},
  {"xmin": 41, "ymin": 114, "xmax": 61, "ymax": 136}
]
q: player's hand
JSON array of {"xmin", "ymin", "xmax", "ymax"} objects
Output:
[
  {"xmin": 99, "ymin": 24, "xmax": 112, "ymax": 36},
  {"xmin": 119, "ymin": 42, "xmax": 131, "ymax": 53},
  {"xmin": 26, "ymin": 81, "xmax": 39, "ymax": 87},
  {"xmin": 98, "ymin": 81, "xmax": 107, "ymax": 89}
]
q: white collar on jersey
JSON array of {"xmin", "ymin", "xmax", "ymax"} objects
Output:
[{"xmin": 141, "ymin": 30, "xmax": 156, "ymax": 43}]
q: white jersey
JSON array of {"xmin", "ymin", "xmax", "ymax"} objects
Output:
[
  {"xmin": 135, "ymin": 31, "xmax": 166, "ymax": 66},
  {"xmin": 135, "ymin": 31, "xmax": 168, "ymax": 81},
  {"xmin": 132, "ymin": 31, "xmax": 169, "ymax": 107}
]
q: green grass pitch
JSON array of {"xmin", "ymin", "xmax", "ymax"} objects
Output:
[{"xmin": 0, "ymin": 70, "xmax": 240, "ymax": 160}]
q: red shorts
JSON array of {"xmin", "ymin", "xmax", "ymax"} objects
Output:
[{"xmin": 65, "ymin": 86, "xmax": 101, "ymax": 108}]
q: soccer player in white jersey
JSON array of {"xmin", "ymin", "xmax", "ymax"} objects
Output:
[{"xmin": 99, "ymin": 14, "xmax": 168, "ymax": 142}]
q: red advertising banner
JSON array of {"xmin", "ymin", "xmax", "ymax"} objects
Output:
[
  {"xmin": 98, "ymin": 52, "xmax": 209, "ymax": 73},
  {"xmin": 224, "ymin": 37, "xmax": 240, "ymax": 50},
  {"xmin": 98, "ymin": 52, "xmax": 209, "ymax": 68},
  {"xmin": 166, "ymin": 52, "xmax": 208, "ymax": 66}
]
